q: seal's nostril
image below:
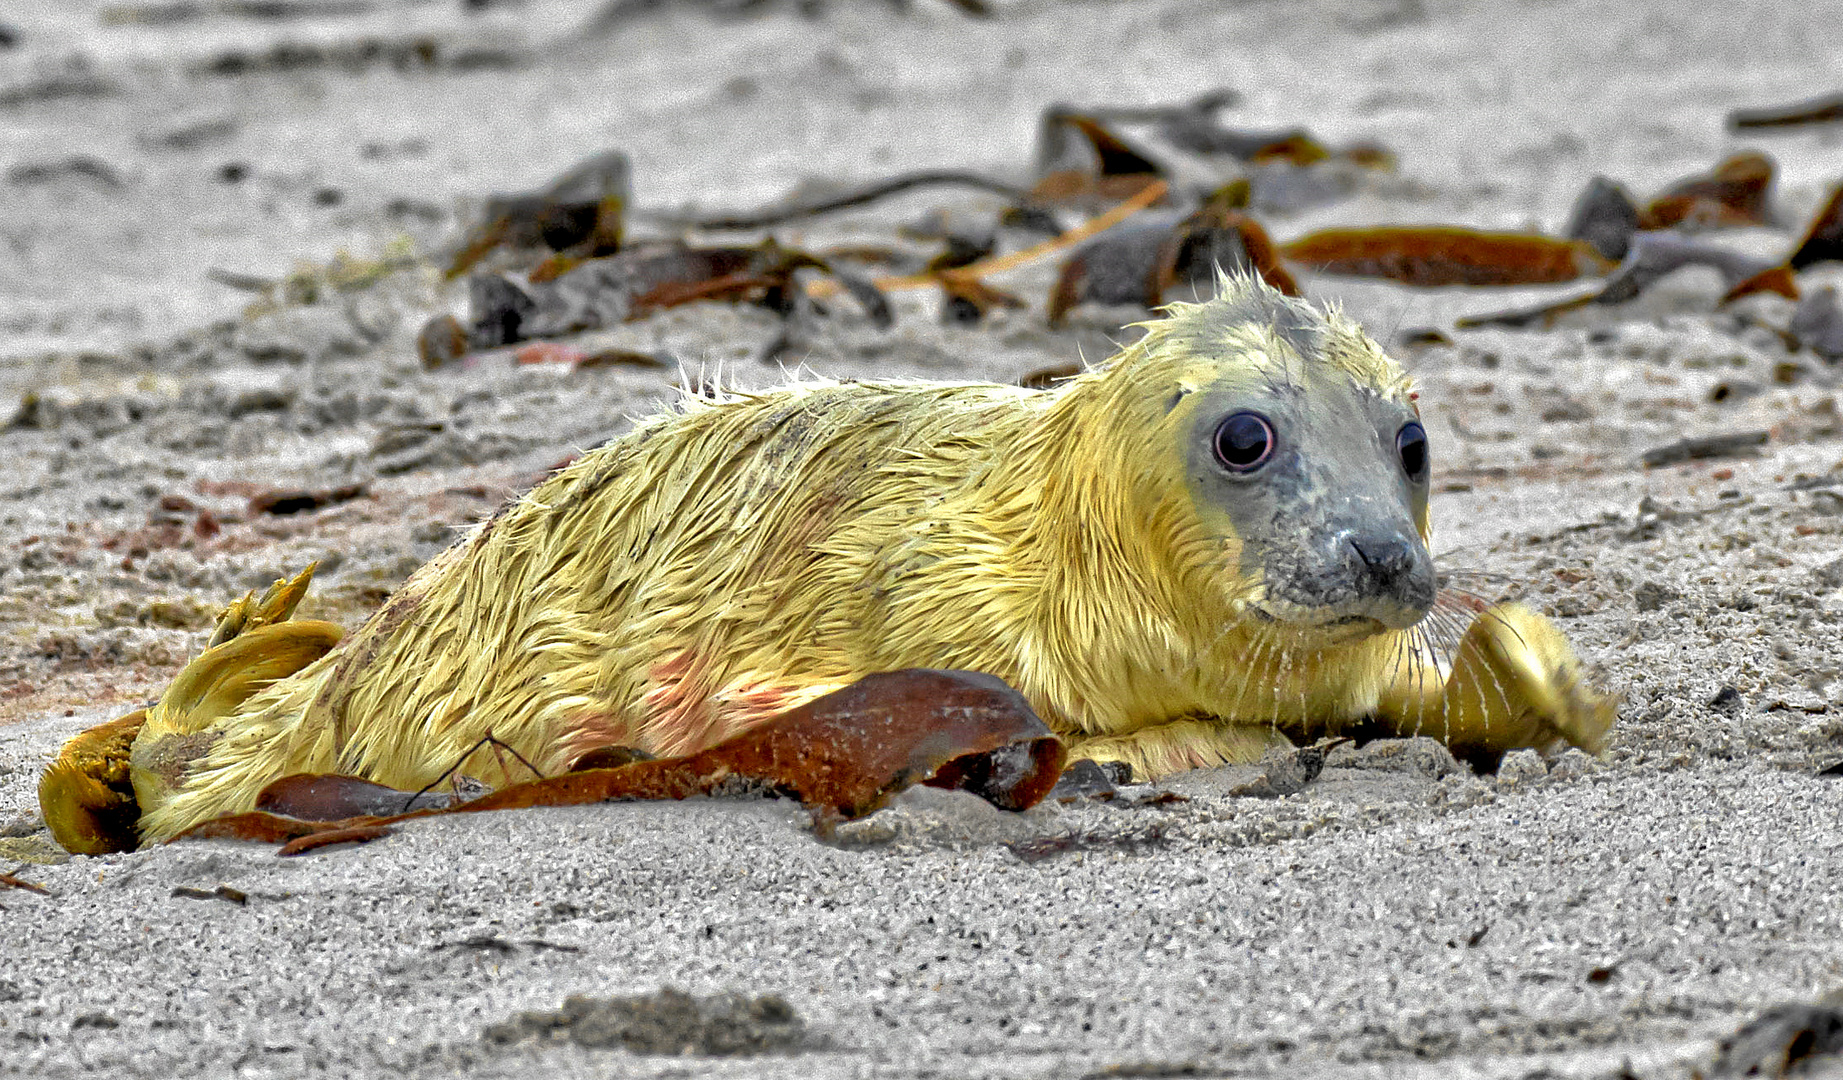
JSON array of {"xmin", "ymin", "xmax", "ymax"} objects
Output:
[{"xmin": 1349, "ymin": 536, "xmax": 1418, "ymax": 589}]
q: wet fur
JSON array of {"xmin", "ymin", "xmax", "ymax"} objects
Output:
[{"xmin": 85, "ymin": 277, "xmax": 1609, "ymax": 845}]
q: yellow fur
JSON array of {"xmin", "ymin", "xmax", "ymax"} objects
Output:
[{"xmin": 43, "ymin": 278, "xmax": 1616, "ymax": 850}]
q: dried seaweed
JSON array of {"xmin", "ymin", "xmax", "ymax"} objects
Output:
[
  {"xmin": 170, "ymin": 884, "xmax": 248, "ymax": 905},
  {"xmin": 191, "ymin": 36, "xmax": 521, "ymax": 79},
  {"xmin": 1049, "ymin": 196, "xmax": 1298, "ymax": 326},
  {"xmin": 1057, "ymin": 89, "xmax": 1387, "ymax": 176},
  {"xmin": 1163, "ymin": 202, "xmax": 1300, "ymax": 296},
  {"xmin": 256, "ymin": 773, "xmax": 463, "ymax": 819},
  {"xmin": 1729, "ymin": 93, "xmax": 1843, "ymax": 130},
  {"xmin": 460, "ymin": 669, "xmax": 1064, "ymax": 823},
  {"xmin": 175, "ymin": 668, "xmax": 1066, "ymax": 851},
  {"xmin": 1637, "ymin": 152, "xmax": 1776, "ymax": 231},
  {"xmin": 919, "ymin": 219, "xmax": 997, "ymax": 273},
  {"xmin": 1640, "ymin": 430, "xmax": 1769, "ymax": 468},
  {"xmin": 448, "ymin": 150, "xmax": 630, "ymax": 278},
  {"xmin": 1279, "ymin": 227, "xmax": 1610, "ymax": 287},
  {"xmin": 1452, "ymin": 291, "xmax": 1600, "ymax": 331},
  {"xmin": 582, "ymin": 0, "xmax": 987, "ymax": 37},
  {"xmin": 211, "ymin": 237, "xmax": 418, "ymax": 315},
  {"xmin": 1214, "ymin": 129, "xmax": 1332, "ymax": 166},
  {"xmin": 100, "ymin": 1, "xmax": 376, "ymax": 24},
  {"xmin": 248, "ymin": 482, "xmax": 367, "ymax": 516},
  {"xmin": 1457, "ymin": 229, "xmax": 1800, "ymax": 330},
  {"xmin": 1047, "ymin": 758, "xmax": 1127, "ymax": 802},
  {"xmin": 1035, "ymin": 110, "xmax": 1164, "ymax": 180},
  {"xmin": 1789, "ymin": 183, "xmax": 1843, "ymax": 271},
  {"xmin": 441, "ymin": 238, "xmax": 890, "ymax": 357},
  {"xmin": 1062, "ymin": 89, "xmax": 1240, "ymax": 141},
  {"xmin": 276, "ymin": 824, "xmax": 394, "ymax": 856},
  {"xmin": 1031, "ymin": 111, "xmax": 1169, "ymax": 206},
  {"xmin": 0, "ymin": 870, "xmax": 50, "ymax": 896},
  {"xmin": 0, "ymin": 66, "xmax": 117, "ymax": 109},
  {"xmin": 1018, "ymin": 361, "xmax": 1083, "ymax": 389},
  {"xmin": 1562, "ymin": 176, "xmax": 1640, "ymax": 262},
  {"xmin": 803, "ymin": 181, "xmax": 1169, "ymax": 317},
  {"xmin": 667, "ymin": 170, "xmax": 1031, "ymax": 232},
  {"xmin": 1712, "ymin": 997, "xmax": 1843, "ymax": 1077},
  {"xmin": 179, "ymin": 811, "xmax": 341, "ymax": 845},
  {"xmin": 1228, "ymin": 738, "xmax": 1348, "ymax": 798},
  {"xmin": 937, "ymin": 272, "xmax": 1027, "ymax": 324},
  {"xmin": 513, "ymin": 342, "xmax": 671, "ymax": 369},
  {"xmin": 1596, "ymin": 232, "xmax": 1798, "ymax": 305},
  {"xmin": 6, "ymin": 156, "xmax": 122, "ymax": 189}
]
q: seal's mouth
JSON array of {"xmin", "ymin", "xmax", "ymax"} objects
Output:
[{"xmin": 1244, "ymin": 605, "xmax": 1394, "ymax": 642}]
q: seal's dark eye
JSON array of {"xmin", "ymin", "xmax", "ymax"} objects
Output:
[
  {"xmin": 1397, "ymin": 421, "xmax": 1429, "ymax": 483},
  {"xmin": 1212, "ymin": 411, "xmax": 1275, "ymax": 473}
]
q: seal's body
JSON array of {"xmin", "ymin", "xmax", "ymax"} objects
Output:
[{"xmin": 42, "ymin": 276, "xmax": 1614, "ymax": 852}]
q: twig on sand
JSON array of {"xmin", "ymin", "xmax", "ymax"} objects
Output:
[
  {"xmin": 1, "ymin": 869, "xmax": 51, "ymax": 896},
  {"xmin": 805, "ymin": 180, "xmax": 1169, "ymax": 301},
  {"xmin": 656, "ymin": 170, "xmax": 1034, "ymax": 232},
  {"xmin": 1640, "ymin": 430, "xmax": 1769, "ymax": 468},
  {"xmin": 1728, "ymin": 93, "xmax": 1843, "ymax": 130}
]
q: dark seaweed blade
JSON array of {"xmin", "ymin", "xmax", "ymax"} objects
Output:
[
  {"xmin": 1595, "ymin": 232, "xmax": 1795, "ymax": 306},
  {"xmin": 658, "ymin": 170, "xmax": 1034, "ymax": 232},
  {"xmin": 1728, "ymin": 93, "xmax": 1843, "ymax": 130},
  {"xmin": 1561, "ymin": 176, "xmax": 1640, "ymax": 262},
  {"xmin": 1788, "ymin": 183, "xmax": 1843, "ymax": 271},
  {"xmin": 1048, "ymin": 204, "xmax": 1297, "ymax": 326}
]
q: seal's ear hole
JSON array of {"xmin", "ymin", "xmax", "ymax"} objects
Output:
[
  {"xmin": 1212, "ymin": 411, "xmax": 1276, "ymax": 473},
  {"xmin": 1397, "ymin": 421, "xmax": 1429, "ymax": 483}
]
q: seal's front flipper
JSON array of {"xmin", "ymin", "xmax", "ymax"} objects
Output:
[
  {"xmin": 39, "ymin": 565, "xmax": 346, "ymax": 854},
  {"xmin": 129, "ymin": 619, "xmax": 345, "ymax": 825},
  {"xmin": 39, "ymin": 709, "xmax": 148, "ymax": 855},
  {"xmin": 1376, "ymin": 602, "xmax": 1616, "ymax": 768},
  {"xmin": 1065, "ymin": 719, "xmax": 1292, "ymax": 782}
]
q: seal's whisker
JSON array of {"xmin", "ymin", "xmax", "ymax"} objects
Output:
[
  {"xmin": 405, "ymin": 731, "xmax": 545, "ymax": 814},
  {"xmin": 1380, "ymin": 291, "xmax": 1419, "ymax": 355},
  {"xmin": 1245, "ymin": 629, "xmax": 1281, "ymax": 719}
]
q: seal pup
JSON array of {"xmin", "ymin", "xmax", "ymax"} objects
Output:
[{"xmin": 41, "ymin": 274, "xmax": 1614, "ymax": 853}]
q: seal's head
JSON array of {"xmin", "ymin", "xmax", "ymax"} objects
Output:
[{"xmin": 1076, "ymin": 275, "xmax": 1435, "ymax": 646}]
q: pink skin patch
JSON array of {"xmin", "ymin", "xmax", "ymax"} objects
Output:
[{"xmin": 639, "ymin": 651, "xmax": 803, "ymax": 758}]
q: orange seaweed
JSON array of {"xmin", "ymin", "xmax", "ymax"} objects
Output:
[
  {"xmin": 277, "ymin": 824, "xmax": 394, "ymax": 856},
  {"xmin": 1279, "ymin": 227, "xmax": 1611, "ymax": 287},
  {"xmin": 174, "ymin": 669, "xmax": 1067, "ymax": 852},
  {"xmin": 1719, "ymin": 265, "xmax": 1800, "ymax": 305},
  {"xmin": 1637, "ymin": 152, "xmax": 1775, "ymax": 231}
]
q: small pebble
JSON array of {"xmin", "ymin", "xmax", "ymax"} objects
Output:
[{"xmin": 1497, "ymin": 749, "xmax": 1548, "ymax": 787}]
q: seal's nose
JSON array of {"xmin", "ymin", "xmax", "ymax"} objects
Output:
[{"xmin": 1348, "ymin": 534, "xmax": 1433, "ymax": 606}]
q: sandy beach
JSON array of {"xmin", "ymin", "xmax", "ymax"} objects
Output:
[{"xmin": 4, "ymin": 1, "xmax": 1843, "ymax": 1076}]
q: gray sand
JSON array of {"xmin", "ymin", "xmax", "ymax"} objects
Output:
[{"xmin": 5, "ymin": 0, "xmax": 1843, "ymax": 1076}]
